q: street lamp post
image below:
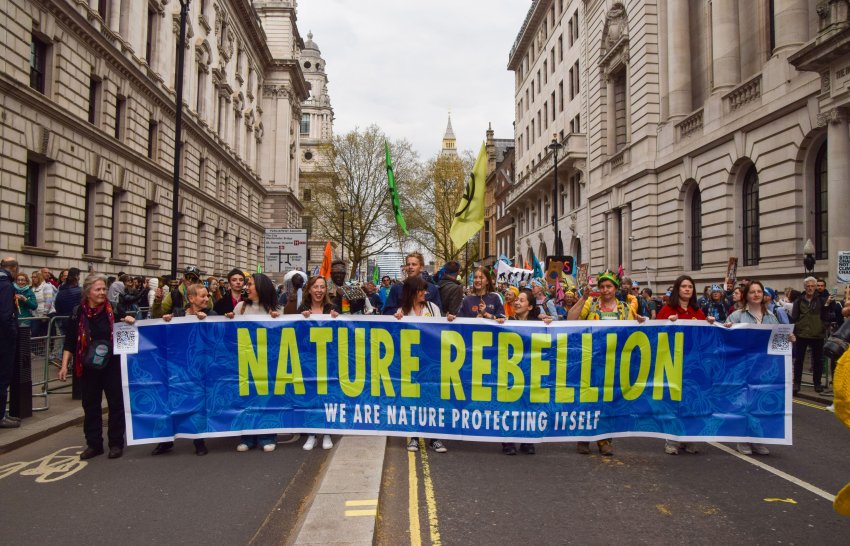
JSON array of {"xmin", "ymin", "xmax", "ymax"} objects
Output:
[
  {"xmin": 548, "ymin": 134, "xmax": 564, "ymax": 256},
  {"xmin": 339, "ymin": 207, "xmax": 348, "ymax": 261},
  {"xmin": 803, "ymin": 238, "xmax": 816, "ymax": 274},
  {"xmin": 170, "ymin": 0, "xmax": 190, "ymax": 283}
]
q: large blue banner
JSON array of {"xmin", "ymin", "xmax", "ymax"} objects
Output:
[{"xmin": 121, "ymin": 316, "xmax": 792, "ymax": 445}]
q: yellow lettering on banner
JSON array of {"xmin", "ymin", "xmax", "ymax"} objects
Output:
[
  {"xmin": 471, "ymin": 331, "xmax": 493, "ymax": 401},
  {"xmin": 338, "ymin": 328, "xmax": 366, "ymax": 397},
  {"xmin": 653, "ymin": 332, "xmax": 684, "ymax": 401},
  {"xmin": 238, "ymin": 328, "xmax": 268, "ymax": 396},
  {"xmin": 554, "ymin": 334, "xmax": 574, "ymax": 403},
  {"xmin": 371, "ymin": 328, "xmax": 396, "ymax": 397},
  {"xmin": 310, "ymin": 328, "xmax": 333, "ymax": 395},
  {"xmin": 580, "ymin": 333, "xmax": 598, "ymax": 402},
  {"xmin": 530, "ymin": 334, "xmax": 551, "ymax": 403},
  {"xmin": 620, "ymin": 331, "xmax": 651, "ymax": 401},
  {"xmin": 400, "ymin": 329, "xmax": 421, "ymax": 398},
  {"xmin": 441, "ymin": 331, "xmax": 466, "ymax": 400},
  {"xmin": 603, "ymin": 334, "xmax": 617, "ymax": 402},
  {"xmin": 274, "ymin": 328, "xmax": 305, "ymax": 395},
  {"xmin": 496, "ymin": 332, "xmax": 524, "ymax": 403}
]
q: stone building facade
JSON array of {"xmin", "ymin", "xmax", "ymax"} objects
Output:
[
  {"xmin": 507, "ymin": 0, "xmax": 589, "ymax": 268},
  {"xmin": 1, "ymin": 0, "xmax": 309, "ymax": 279},
  {"xmin": 297, "ymin": 31, "xmax": 335, "ymax": 273},
  {"xmin": 479, "ymin": 124, "xmax": 514, "ymax": 267},
  {"xmin": 508, "ymin": 0, "xmax": 850, "ymax": 289}
]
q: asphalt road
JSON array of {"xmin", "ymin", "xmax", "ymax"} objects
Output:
[
  {"xmin": 0, "ymin": 428, "xmax": 330, "ymax": 546},
  {"xmin": 377, "ymin": 400, "xmax": 850, "ymax": 545}
]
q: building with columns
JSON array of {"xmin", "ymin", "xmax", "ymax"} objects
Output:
[
  {"xmin": 297, "ymin": 31, "xmax": 335, "ymax": 273},
  {"xmin": 1, "ymin": 0, "xmax": 310, "ymax": 280},
  {"xmin": 480, "ymin": 124, "xmax": 515, "ymax": 267},
  {"xmin": 508, "ymin": 0, "xmax": 849, "ymax": 289}
]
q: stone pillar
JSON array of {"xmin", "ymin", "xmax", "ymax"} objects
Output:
[
  {"xmin": 826, "ymin": 109, "xmax": 850, "ymax": 285},
  {"xmin": 606, "ymin": 77, "xmax": 617, "ymax": 154},
  {"xmin": 773, "ymin": 0, "xmax": 808, "ymax": 54},
  {"xmin": 667, "ymin": 0, "xmax": 692, "ymax": 118},
  {"xmin": 606, "ymin": 211, "xmax": 616, "ymax": 267},
  {"xmin": 711, "ymin": 0, "xmax": 741, "ymax": 91},
  {"xmin": 109, "ymin": 0, "xmax": 122, "ymax": 33}
]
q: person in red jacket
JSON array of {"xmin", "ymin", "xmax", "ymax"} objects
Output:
[
  {"xmin": 657, "ymin": 275, "xmax": 712, "ymax": 322},
  {"xmin": 656, "ymin": 275, "xmax": 714, "ymax": 456}
]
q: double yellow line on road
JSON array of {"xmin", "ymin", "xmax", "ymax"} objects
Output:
[{"xmin": 408, "ymin": 439, "xmax": 442, "ymax": 546}]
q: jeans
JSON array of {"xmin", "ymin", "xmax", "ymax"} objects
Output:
[
  {"xmin": 81, "ymin": 357, "xmax": 125, "ymax": 449},
  {"xmin": 240, "ymin": 434, "xmax": 276, "ymax": 448},
  {"xmin": 793, "ymin": 337, "xmax": 824, "ymax": 388}
]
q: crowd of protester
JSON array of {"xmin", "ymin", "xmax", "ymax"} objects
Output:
[{"xmin": 2, "ymin": 253, "xmax": 848, "ymax": 462}]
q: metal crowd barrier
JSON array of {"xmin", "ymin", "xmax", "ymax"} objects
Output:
[{"xmin": 15, "ymin": 315, "xmax": 70, "ymax": 411}]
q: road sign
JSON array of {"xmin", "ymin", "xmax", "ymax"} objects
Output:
[{"xmin": 264, "ymin": 229, "xmax": 307, "ymax": 273}]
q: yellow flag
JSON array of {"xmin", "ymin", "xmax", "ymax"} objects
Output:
[{"xmin": 449, "ymin": 142, "xmax": 487, "ymax": 249}]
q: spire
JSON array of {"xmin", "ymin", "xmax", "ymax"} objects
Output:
[
  {"xmin": 443, "ymin": 112, "xmax": 456, "ymax": 140},
  {"xmin": 441, "ymin": 112, "xmax": 458, "ymax": 156}
]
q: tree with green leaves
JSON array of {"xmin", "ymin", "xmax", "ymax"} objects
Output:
[{"xmin": 305, "ymin": 125, "xmax": 420, "ymax": 278}]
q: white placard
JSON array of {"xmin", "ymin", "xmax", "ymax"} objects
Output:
[
  {"xmin": 113, "ymin": 322, "xmax": 139, "ymax": 355},
  {"xmin": 767, "ymin": 324, "xmax": 794, "ymax": 356},
  {"xmin": 264, "ymin": 229, "xmax": 308, "ymax": 273},
  {"xmin": 837, "ymin": 250, "xmax": 850, "ymax": 284},
  {"xmin": 494, "ymin": 261, "xmax": 534, "ymax": 286}
]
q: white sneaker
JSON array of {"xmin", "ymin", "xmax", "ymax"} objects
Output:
[
  {"xmin": 236, "ymin": 443, "xmax": 250, "ymax": 452},
  {"xmin": 407, "ymin": 438, "xmax": 419, "ymax": 452},
  {"xmin": 430, "ymin": 440, "xmax": 447, "ymax": 453},
  {"xmin": 664, "ymin": 440, "xmax": 680, "ymax": 455},
  {"xmin": 751, "ymin": 443, "xmax": 770, "ymax": 455},
  {"xmin": 736, "ymin": 443, "xmax": 753, "ymax": 455},
  {"xmin": 322, "ymin": 435, "xmax": 333, "ymax": 450},
  {"xmin": 303, "ymin": 435, "xmax": 317, "ymax": 451},
  {"xmin": 263, "ymin": 443, "xmax": 276, "ymax": 452},
  {"xmin": 826, "ymin": 404, "xmax": 835, "ymax": 413}
]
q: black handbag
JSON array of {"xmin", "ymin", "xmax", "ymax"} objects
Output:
[{"xmin": 83, "ymin": 339, "xmax": 112, "ymax": 370}]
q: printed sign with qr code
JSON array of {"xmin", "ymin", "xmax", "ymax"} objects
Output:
[
  {"xmin": 767, "ymin": 325, "xmax": 794, "ymax": 355},
  {"xmin": 113, "ymin": 322, "xmax": 139, "ymax": 355}
]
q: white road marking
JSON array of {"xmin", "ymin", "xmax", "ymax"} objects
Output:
[{"xmin": 709, "ymin": 442, "xmax": 836, "ymax": 503}]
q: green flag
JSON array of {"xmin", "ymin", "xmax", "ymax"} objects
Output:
[
  {"xmin": 257, "ymin": 264, "xmax": 262, "ymax": 273},
  {"xmin": 450, "ymin": 142, "xmax": 487, "ymax": 249},
  {"xmin": 372, "ymin": 264, "xmax": 380, "ymax": 284},
  {"xmin": 385, "ymin": 142, "xmax": 409, "ymax": 235}
]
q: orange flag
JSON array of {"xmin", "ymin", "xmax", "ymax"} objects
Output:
[
  {"xmin": 523, "ymin": 260, "xmax": 531, "ymax": 270},
  {"xmin": 319, "ymin": 241, "xmax": 333, "ymax": 278}
]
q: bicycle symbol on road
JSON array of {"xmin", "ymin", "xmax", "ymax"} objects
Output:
[{"xmin": 0, "ymin": 447, "xmax": 88, "ymax": 483}]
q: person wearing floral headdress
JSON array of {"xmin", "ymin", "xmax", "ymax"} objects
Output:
[{"xmin": 567, "ymin": 270, "xmax": 645, "ymax": 456}]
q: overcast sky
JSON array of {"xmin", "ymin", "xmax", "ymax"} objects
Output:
[{"xmin": 296, "ymin": 0, "xmax": 532, "ymax": 160}]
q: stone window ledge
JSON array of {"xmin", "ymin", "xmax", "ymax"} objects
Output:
[
  {"xmin": 81, "ymin": 254, "xmax": 106, "ymax": 263},
  {"xmin": 21, "ymin": 245, "xmax": 59, "ymax": 257}
]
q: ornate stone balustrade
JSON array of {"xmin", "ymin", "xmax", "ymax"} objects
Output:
[
  {"xmin": 676, "ymin": 108, "xmax": 703, "ymax": 139},
  {"xmin": 724, "ymin": 74, "xmax": 762, "ymax": 112}
]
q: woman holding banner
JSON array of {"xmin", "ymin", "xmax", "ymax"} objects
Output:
[
  {"xmin": 298, "ymin": 276, "xmax": 339, "ymax": 450},
  {"xmin": 657, "ymin": 275, "xmax": 712, "ymax": 455},
  {"xmin": 58, "ymin": 274, "xmax": 136, "ymax": 460},
  {"xmin": 568, "ymin": 271, "xmax": 645, "ymax": 456},
  {"xmin": 724, "ymin": 280, "xmax": 793, "ymax": 456},
  {"xmin": 500, "ymin": 289, "xmax": 553, "ymax": 456},
  {"xmin": 448, "ymin": 267, "xmax": 507, "ymax": 324},
  {"xmin": 226, "ymin": 273, "xmax": 281, "ymax": 453},
  {"xmin": 396, "ymin": 275, "xmax": 447, "ymax": 454}
]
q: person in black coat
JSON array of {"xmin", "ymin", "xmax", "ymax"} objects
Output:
[
  {"xmin": 59, "ymin": 273, "xmax": 136, "ymax": 460},
  {"xmin": 0, "ymin": 257, "xmax": 21, "ymax": 428},
  {"xmin": 213, "ymin": 267, "xmax": 246, "ymax": 315}
]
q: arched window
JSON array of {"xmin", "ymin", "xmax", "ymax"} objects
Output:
[
  {"xmin": 814, "ymin": 144, "xmax": 828, "ymax": 260},
  {"xmin": 742, "ymin": 166, "xmax": 760, "ymax": 266},
  {"xmin": 690, "ymin": 187, "xmax": 702, "ymax": 270}
]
